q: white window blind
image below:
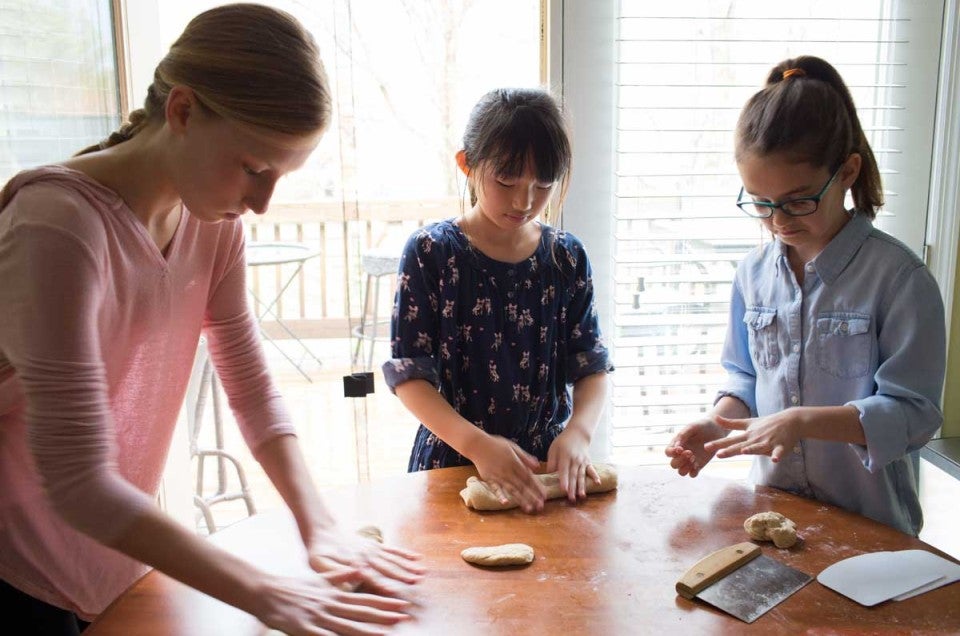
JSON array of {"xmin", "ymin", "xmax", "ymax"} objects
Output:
[
  {"xmin": 611, "ymin": 0, "xmax": 945, "ymax": 465},
  {"xmin": 0, "ymin": 0, "xmax": 121, "ymax": 183}
]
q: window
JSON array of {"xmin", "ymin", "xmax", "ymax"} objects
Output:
[
  {"xmin": 608, "ymin": 0, "xmax": 946, "ymax": 465},
  {"xmin": 0, "ymin": 0, "xmax": 122, "ymax": 183},
  {"xmin": 133, "ymin": 1, "xmax": 544, "ymax": 509}
]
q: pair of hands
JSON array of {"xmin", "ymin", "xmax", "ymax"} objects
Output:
[
  {"xmin": 255, "ymin": 526, "xmax": 425, "ymax": 635},
  {"xmin": 471, "ymin": 426, "xmax": 600, "ymax": 513},
  {"xmin": 665, "ymin": 411, "xmax": 801, "ymax": 477}
]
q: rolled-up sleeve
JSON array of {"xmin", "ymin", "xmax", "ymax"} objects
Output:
[
  {"xmin": 716, "ymin": 277, "xmax": 758, "ymax": 415},
  {"xmin": 382, "ymin": 231, "xmax": 442, "ymax": 392},
  {"xmin": 847, "ymin": 265, "xmax": 945, "ymax": 472},
  {"xmin": 563, "ymin": 242, "xmax": 613, "ymax": 383}
]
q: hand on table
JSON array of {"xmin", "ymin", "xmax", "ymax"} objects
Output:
[
  {"xmin": 306, "ymin": 527, "xmax": 425, "ymax": 599},
  {"xmin": 546, "ymin": 427, "xmax": 600, "ymax": 502},
  {"xmin": 470, "ymin": 434, "xmax": 547, "ymax": 514},
  {"xmin": 664, "ymin": 418, "xmax": 728, "ymax": 477},
  {"xmin": 254, "ymin": 572, "xmax": 412, "ymax": 636},
  {"xmin": 704, "ymin": 411, "xmax": 801, "ymax": 463}
]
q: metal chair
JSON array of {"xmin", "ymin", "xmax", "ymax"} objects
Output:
[
  {"xmin": 352, "ymin": 248, "xmax": 401, "ymax": 371},
  {"xmin": 246, "ymin": 242, "xmax": 324, "ymax": 382},
  {"xmin": 186, "ymin": 339, "xmax": 256, "ymax": 533}
]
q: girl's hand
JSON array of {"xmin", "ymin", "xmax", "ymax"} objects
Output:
[
  {"xmin": 253, "ymin": 572, "xmax": 412, "ymax": 636},
  {"xmin": 704, "ymin": 412, "xmax": 801, "ymax": 463},
  {"xmin": 546, "ymin": 426, "xmax": 600, "ymax": 502},
  {"xmin": 470, "ymin": 434, "xmax": 547, "ymax": 513},
  {"xmin": 664, "ymin": 419, "xmax": 727, "ymax": 477},
  {"xmin": 306, "ymin": 527, "xmax": 425, "ymax": 599}
]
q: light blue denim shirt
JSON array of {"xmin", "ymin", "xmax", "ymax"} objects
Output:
[{"xmin": 718, "ymin": 212, "xmax": 945, "ymax": 536}]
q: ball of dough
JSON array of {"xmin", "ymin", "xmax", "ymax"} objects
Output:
[
  {"xmin": 461, "ymin": 543, "xmax": 535, "ymax": 566},
  {"xmin": 744, "ymin": 511, "xmax": 798, "ymax": 548},
  {"xmin": 357, "ymin": 525, "xmax": 383, "ymax": 543}
]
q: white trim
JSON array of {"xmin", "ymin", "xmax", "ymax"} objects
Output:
[
  {"xmin": 927, "ymin": 0, "xmax": 960, "ymax": 342},
  {"xmin": 552, "ymin": 0, "xmax": 617, "ymax": 460},
  {"xmin": 120, "ymin": 0, "xmax": 164, "ymax": 113}
]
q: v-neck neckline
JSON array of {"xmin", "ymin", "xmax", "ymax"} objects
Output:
[{"xmin": 54, "ymin": 165, "xmax": 187, "ymax": 267}]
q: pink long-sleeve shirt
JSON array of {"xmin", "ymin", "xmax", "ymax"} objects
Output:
[{"xmin": 0, "ymin": 166, "xmax": 295, "ymax": 619}]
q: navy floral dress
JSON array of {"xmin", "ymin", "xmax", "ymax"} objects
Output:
[{"xmin": 382, "ymin": 219, "xmax": 613, "ymax": 471}]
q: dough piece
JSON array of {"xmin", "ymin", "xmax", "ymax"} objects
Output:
[
  {"xmin": 459, "ymin": 463, "xmax": 618, "ymax": 511},
  {"xmin": 744, "ymin": 511, "xmax": 798, "ymax": 548},
  {"xmin": 461, "ymin": 543, "xmax": 535, "ymax": 566},
  {"xmin": 357, "ymin": 525, "xmax": 383, "ymax": 543}
]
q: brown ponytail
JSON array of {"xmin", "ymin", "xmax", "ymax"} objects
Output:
[
  {"xmin": 735, "ymin": 55, "xmax": 883, "ymax": 218},
  {"xmin": 75, "ymin": 3, "xmax": 330, "ymax": 156}
]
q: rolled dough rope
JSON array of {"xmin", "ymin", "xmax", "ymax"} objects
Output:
[
  {"xmin": 459, "ymin": 463, "xmax": 618, "ymax": 511},
  {"xmin": 356, "ymin": 525, "xmax": 384, "ymax": 543},
  {"xmin": 461, "ymin": 543, "xmax": 535, "ymax": 566}
]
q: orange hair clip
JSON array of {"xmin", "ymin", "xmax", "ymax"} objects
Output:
[
  {"xmin": 455, "ymin": 149, "xmax": 470, "ymax": 176},
  {"xmin": 782, "ymin": 68, "xmax": 806, "ymax": 80}
]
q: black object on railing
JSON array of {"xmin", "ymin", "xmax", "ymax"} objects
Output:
[{"xmin": 343, "ymin": 372, "xmax": 375, "ymax": 398}]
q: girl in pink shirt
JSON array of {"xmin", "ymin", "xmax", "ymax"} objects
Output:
[{"xmin": 0, "ymin": 5, "xmax": 422, "ymax": 634}]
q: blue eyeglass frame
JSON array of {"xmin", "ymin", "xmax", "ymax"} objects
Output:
[{"xmin": 736, "ymin": 165, "xmax": 843, "ymax": 218}]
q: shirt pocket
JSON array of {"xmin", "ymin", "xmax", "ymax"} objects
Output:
[
  {"xmin": 743, "ymin": 307, "xmax": 779, "ymax": 369},
  {"xmin": 816, "ymin": 312, "xmax": 872, "ymax": 378}
]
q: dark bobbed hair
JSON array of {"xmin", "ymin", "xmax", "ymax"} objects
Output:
[
  {"xmin": 461, "ymin": 88, "xmax": 572, "ymax": 212},
  {"xmin": 735, "ymin": 55, "xmax": 883, "ymax": 218}
]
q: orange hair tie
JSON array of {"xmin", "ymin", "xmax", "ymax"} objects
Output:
[
  {"xmin": 782, "ymin": 68, "xmax": 806, "ymax": 80},
  {"xmin": 455, "ymin": 149, "xmax": 470, "ymax": 176}
]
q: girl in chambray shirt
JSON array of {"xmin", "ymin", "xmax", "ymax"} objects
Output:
[{"xmin": 665, "ymin": 56, "xmax": 945, "ymax": 536}]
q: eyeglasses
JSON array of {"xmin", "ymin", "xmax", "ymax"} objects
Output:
[{"xmin": 736, "ymin": 165, "xmax": 842, "ymax": 218}]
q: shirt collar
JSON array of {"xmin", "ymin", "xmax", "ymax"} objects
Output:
[
  {"xmin": 772, "ymin": 212, "xmax": 873, "ymax": 285},
  {"xmin": 813, "ymin": 212, "xmax": 874, "ymax": 284}
]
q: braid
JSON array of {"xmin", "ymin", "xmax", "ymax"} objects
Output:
[{"xmin": 73, "ymin": 83, "xmax": 164, "ymax": 156}]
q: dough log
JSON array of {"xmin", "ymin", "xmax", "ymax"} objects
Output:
[
  {"xmin": 744, "ymin": 511, "xmax": 798, "ymax": 548},
  {"xmin": 461, "ymin": 543, "xmax": 535, "ymax": 566},
  {"xmin": 459, "ymin": 463, "xmax": 618, "ymax": 511},
  {"xmin": 357, "ymin": 525, "xmax": 384, "ymax": 543}
]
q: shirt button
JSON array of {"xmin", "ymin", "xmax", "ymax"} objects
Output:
[
  {"xmin": 507, "ymin": 292, "xmax": 515, "ymax": 298},
  {"xmin": 790, "ymin": 395, "xmax": 799, "ymax": 405},
  {"xmin": 507, "ymin": 270, "xmax": 515, "ymax": 276},
  {"xmin": 805, "ymin": 263, "xmax": 814, "ymax": 272},
  {"xmin": 793, "ymin": 445, "xmax": 802, "ymax": 455},
  {"xmin": 792, "ymin": 343, "xmax": 800, "ymax": 353}
]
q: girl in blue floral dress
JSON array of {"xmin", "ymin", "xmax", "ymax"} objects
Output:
[{"xmin": 383, "ymin": 88, "xmax": 613, "ymax": 513}]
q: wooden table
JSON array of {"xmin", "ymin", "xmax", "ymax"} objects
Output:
[{"xmin": 88, "ymin": 466, "xmax": 960, "ymax": 635}]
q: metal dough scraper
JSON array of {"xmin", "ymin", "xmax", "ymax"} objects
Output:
[{"xmin": 676, "ymin": 542, "xmax": 812, "ymax": 623}]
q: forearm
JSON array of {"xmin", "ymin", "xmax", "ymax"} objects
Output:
[
  {"xmin": 255, "ymin": 434, "xmax": 336, "ymax": 543},
  {"xmin": 565, "ymin": 372, "xmax": 610, "ymax": 441},
  {"xmin": 110, "ymin": 505, "xmax": 266, "ymax": 615},
  {"xmin": 394, "ymin": 379, "xmax": 487, "ymax": 458},
  {"xmin": 790, "ymin": 405, "xmax": 865, "ymax": 445},
  {"xmin": 711, "ymin": 395, "xmax": 751, "ymax": 421}
]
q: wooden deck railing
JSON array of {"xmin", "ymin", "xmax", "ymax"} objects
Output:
[{"xmin": 245, "ymin": 198, "xmax": 459, "ymax": 340}]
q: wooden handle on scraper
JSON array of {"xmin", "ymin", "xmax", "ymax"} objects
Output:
[{"xmin": 676, "ymin": 542, "xmax": 762, "ymax": 599}]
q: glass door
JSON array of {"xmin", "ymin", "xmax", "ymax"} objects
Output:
[{"xmin": 149, "ymin": 0, "xmax": 544, "ymax": 526}]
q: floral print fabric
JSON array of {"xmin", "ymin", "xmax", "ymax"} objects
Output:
[{"xmin": 383, "ymin": 219, "xmax": 612, "ymax": 470}]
